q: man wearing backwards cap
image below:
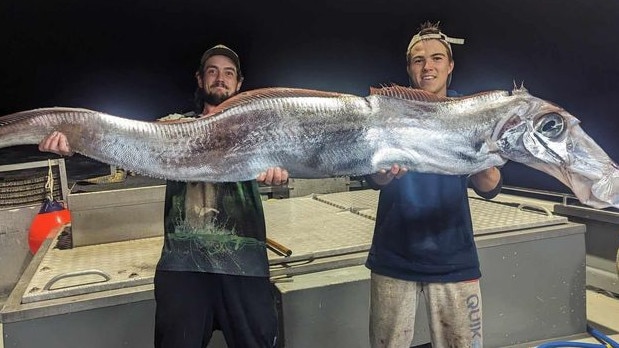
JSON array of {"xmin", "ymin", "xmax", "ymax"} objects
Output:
[
  {"xmin": 365, "ymin": 22, "xmax": 502, "ymax": 347},
  {"xmin": 39, "ymin": 44, "xmax": 287, "ymax": 348}
]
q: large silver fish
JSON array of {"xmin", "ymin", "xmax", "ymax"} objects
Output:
[{"xmin": 0, "ymin": 85, "xmax": 617, "ymax": 208}]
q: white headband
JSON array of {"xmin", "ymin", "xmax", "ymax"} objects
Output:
[{"xmin": 406, "ymin": 31, "xmax": 465, "ymax": 56}]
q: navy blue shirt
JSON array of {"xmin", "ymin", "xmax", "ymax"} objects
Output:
[{"xmin": 365, "ymin": 90, "xmax": 502, "ymax": 283}]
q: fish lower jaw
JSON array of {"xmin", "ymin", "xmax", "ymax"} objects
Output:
[{"xmin": 589, "ymin": 171, "xmax": 619, "ymax": 208}]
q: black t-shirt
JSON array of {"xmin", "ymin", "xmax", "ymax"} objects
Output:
[{"xmin": 156, "ymin": 180, "xmax": 269, "ymax": 277}]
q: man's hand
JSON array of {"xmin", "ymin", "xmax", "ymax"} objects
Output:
[
  {"xmin": 470, "ymin": 167, "xmax": 501, "ymax": 193},
  {"xmin": 370, "ymin": 164, "xmax": 409, "ymax": 186},
  {"xmin": 38, "ymin": 131, "xmax": 74, "ymax": 156},
  {"xmin": 257, "ymin": 167, "xmax": 289, "ymax": 186}
]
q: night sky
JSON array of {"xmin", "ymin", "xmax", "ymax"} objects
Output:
[{"xmin": 2, "ymin": 0, "xmax": 618, "ymax": 194}]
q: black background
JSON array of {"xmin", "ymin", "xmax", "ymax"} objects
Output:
[{"xmin": 2, "ymin": 0, "xmax": 618, "ymax": 193}]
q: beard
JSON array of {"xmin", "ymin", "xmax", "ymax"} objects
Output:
[{"xmin": 203, "ymin": 89, "xmax": 234, "ymax": 106}]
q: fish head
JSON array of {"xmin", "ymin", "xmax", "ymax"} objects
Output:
[{"xmin": 494, "ymin": 90, "xmax": 619, "ymax": 209}]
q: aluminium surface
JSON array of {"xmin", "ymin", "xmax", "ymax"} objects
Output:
[
  {"xmin": 314, "ymin": 188, "xmax": 568, "ymax": 234},
  {"xmin": 0, "ymin": 159, "xmax": 69, "ymax": 203},
  {"xmin": 264, "ymin": 195, "xmax": 376, "ymax": 262},
  {"xmin": 16, "ymin": 195, "xmax": 377, "ymax": 304},
  {"xmin": 20, "ymin": 236, "xmax": 163, "ymax": 304},
  {"xmin": 68, "ymin": 175, "xmax": 166, "ymax": 246},
  {"xmin": 273, "ymin": 222, "xmax": 587, "ymax": 348},
  {"xmin": 286, "ymin": 177, "xmax": 350, "ymax": 197},
  {"xmin": 0, "ymin": 205, "xmax": 38, "ymax": 301},
  {"xmin": 0, "ymin": 159, "xmax": 69, "ymax": 303},
  {"xmin": 554, "ymin": 203, "xmax": 619, "ymax": 294},
  {"xmin": 10, "ymin": 189, "xmax": 569, "ymax": 313},
  {"xmin": 496, "ymin": 187, "xmax": 619, "ymax": 295}
]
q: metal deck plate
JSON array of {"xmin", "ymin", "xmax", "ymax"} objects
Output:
[
  {"xmin": 22, "ymin": 237, "xmax": 163, "ymax": 303},
  {"xmin": 313, "ymin": 189, "xmax": 379, "ymax": 220},
  {"xmin": 469, "ymin": 197, "xmax": 567, "ymax": 235},
  {"xmin": 264, "ymin": 196, "xmax": 376, "ymax": 261},
  {"xmin": 313, "ymin": 189, "xmax": 567, "ymax": 235}
]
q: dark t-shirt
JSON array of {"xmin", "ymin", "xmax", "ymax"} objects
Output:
[
  {"xmin": 366, "ymin": 172, "xmax": 482, "ymax": 282},
  {"xmin": 156, "ymin": 180, "xmax": 269, "ymax": 277}
]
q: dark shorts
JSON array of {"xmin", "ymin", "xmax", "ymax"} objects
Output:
[{"xmin": 154, "ymin": 270, "xmax": 278, "ymax": 348}]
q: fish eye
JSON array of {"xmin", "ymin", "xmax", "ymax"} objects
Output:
[{"xmin": 535, "ymin": 113, "xmax": 565, "ymax": 138}]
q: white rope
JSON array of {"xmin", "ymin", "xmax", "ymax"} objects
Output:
[{"xmin": 45, "ymin": 159, "xmax": 54, "ymax": 200}]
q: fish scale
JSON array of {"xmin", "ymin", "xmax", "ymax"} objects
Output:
[{"xmin": 1, "ymin": 85, "xmax": 618, "ymax": 209}]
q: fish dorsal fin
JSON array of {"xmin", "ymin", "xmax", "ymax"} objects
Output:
[
  {"xmin": 0, "ymin": 107, "xmax": 95, "ymax": 127},
  {"xmin": 370, "ymin": 84, "xmax": 510, "ymax": 104},
  {"xmin": 208, "ymin": 87, "xmax": 349, "ymax": 115},
  {"xmin": 369, "ymin": 85, "xmax": 451, "ymax": 102}
]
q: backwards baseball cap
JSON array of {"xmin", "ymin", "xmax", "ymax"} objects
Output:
[
  {"xmin": 199, "ymin": 44, "xmax": 243, "ymax": 79},
  {"xmin": 406, "ymin": 30, "xmax": 465, "ymax": 58}
]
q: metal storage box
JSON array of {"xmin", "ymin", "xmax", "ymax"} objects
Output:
[
  {"xmin": 554, "ymin": 204, "xmax": 619, "ymax": 295},
  {"xmin": 67, "ymin": 181, "xmax": 165, "ymax": 246}
]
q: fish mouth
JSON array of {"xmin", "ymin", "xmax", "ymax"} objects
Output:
[
  {"xmin": 536, "ymin": 126, "xmax": 619, "ymax": 209},
  {"xmin": 566, "ymin": 126, "xmax": 619, "ymax": 209},
  {"xmin": 525, "ymin": 156, "xmax": 619, "ymax": 209},
  {"xmin": 590, "ymin": 163, "xmax": 619, "ymax": 208},
  {"xmin": 563, "ymin": 158, "xmax": 619, "ymax": 209}
]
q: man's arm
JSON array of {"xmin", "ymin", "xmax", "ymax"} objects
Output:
[{"xmin": 470, "ymin": 167, "xmax": 502, "ymax": 199}]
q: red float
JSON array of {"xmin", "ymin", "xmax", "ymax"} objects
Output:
[{"xmin": 28, "ymin": 198, "xmax": 71, "ymax": 254}]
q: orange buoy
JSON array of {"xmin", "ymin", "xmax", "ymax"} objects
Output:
[{"xmin": 28, "ymin": 198, "xmax": 71, "ymax": 254}]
